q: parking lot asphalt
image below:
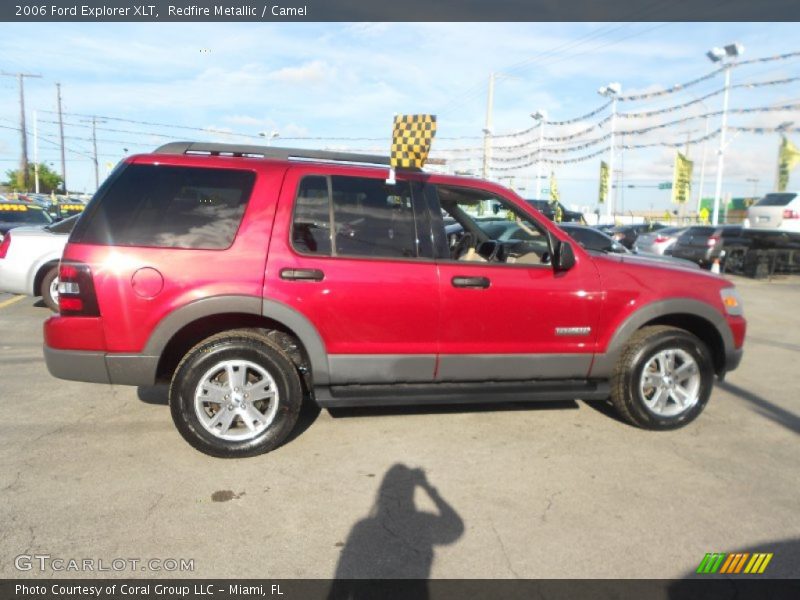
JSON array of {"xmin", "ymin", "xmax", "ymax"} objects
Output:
[{"xmin": 1, "ymin": 276, "xmax": 798, "ymax": 580}]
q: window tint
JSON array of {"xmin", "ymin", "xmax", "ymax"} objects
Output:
[
  {"xmin": 291, "ymin": 176, "xmax": 419, "ymax": 259},
  {"xmin": 755, "ymin": 193, "xmax": 796, "ymax": 207},
  {"xmin": 720, "ymin": 227, "xmax": 743, "ymax": 238},
  {"xmin": 685, "ymin": 227, "xmax": 715, "ymax": 237},
  {"xmin": 73, "ymin": 164, "xmax": 254, "ymax": 249},
  {"xmin": 331, "ymin": 177, "xmax": 418, "ymax": 258},
  {"xmin": 292, "ymin": 176, "xmax": 331, "ymax": 255}
]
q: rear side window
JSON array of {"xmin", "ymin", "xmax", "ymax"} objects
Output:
[
  {"xmin": 291, "ymin": 175, "xmax": 419, "ymax": 259},
  {"xmin": 72, "ymin": 164, "xmax": 255, "ymax": 249},
  {"xmin": 684, "ymin": 227, "xmax": 715, "ymax": 237},
  {"xmin": 754, "ymin": 193, "xmax": 797, "ymax": 207}
]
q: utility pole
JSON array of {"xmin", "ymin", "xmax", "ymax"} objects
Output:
[
  {"xmin": 56, "ymin": 83, "xmax": 67, "ymax": 193},
  {"xmin": 482, "ymin": 72, "xmax": 495, "ymax": 180},
  {"xmin": 531, "ymin": 110, "xmax": 547, "ymax": 199},
  {"xmin": 33, "ymin": 111, "xmax": 40, "ymax": 193},
  {"xmin": 598, "ymin": 83, "xmax": 621, "ymax": 219},
  {"xmin": 2, "ymin": 71, "xmax": 42, "ymax": 191},
  {"xmin": 81, "ymin": 116, "xmax": 106, "ymax": 190}
]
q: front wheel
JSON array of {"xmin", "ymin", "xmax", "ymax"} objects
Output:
[
  {"xmin": 610, "ymin": 326, "xmax": 714, "ymax": 430},
  {"xmin": 169, "ymin": 330, "xmax": 303, "ymax": 458}
]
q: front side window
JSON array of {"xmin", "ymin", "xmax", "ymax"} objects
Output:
[
  {"xmin": 72, "ymin": 164, "xmax": 254, "ymax": 249},
  {"xmin": 291, "ymin": 175, "xmax": 419, "ymax": 259},
  {"xmin": 436, "ymin": 186, "xmax": 551, "ymax": 265}
]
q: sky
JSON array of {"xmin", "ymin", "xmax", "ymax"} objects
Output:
[{"xmin": 1, "ymin": 21, "xmax": 799, "ymax": 213}]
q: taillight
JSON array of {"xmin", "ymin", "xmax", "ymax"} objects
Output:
[
  {"xmin": 58, "ymin": 262, "xmax": 100, "ymax": 316},
  {"xmin": 0, "ymin": 233, "xmax": 10, "ymax": 259},
  {"xmin": 707, "ymin": 235, "xmax": 720, "ymax": 247},
  {"xmin": 654, "ymin": 235, "xmax": 670, "ymax": 243},
  {"xmin": 783, "ymin": 209, "xmax": 799, "ymax": 219}
]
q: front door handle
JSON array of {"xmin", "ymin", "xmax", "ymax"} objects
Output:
[
  {"xmin": 280, "ymin": 268, "xmax": 325, "ymax": 282},
  {"xmin": 451, "ymin": 276, "xmax": 490, "ymax": 289}
]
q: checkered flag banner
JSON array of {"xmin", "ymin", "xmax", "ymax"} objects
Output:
[{"xmin": 391, "ymin": 114, "xmax": 437, "ymax": 169}]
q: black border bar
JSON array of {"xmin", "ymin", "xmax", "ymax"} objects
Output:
[
  {"xmin": 4, "ymin": 0, "xmax": 800, "ymax": 22},
  {"xmin": 3, "ymin": 579, "xmax": 800, "ymax": 600}
]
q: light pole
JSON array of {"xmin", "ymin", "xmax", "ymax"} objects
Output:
[
  {"xmin": 259, "ymin": 130, "xmax": 280, "ymax": 146},
  {"xmin": 707, "ymin": 43, "xmax": 743, "ymax": 226},
  {"xmin": 531, "ymin": 109, "xmax": 547, "ymax": 199},
  {"xmin": 598, "ymin": 82, "xmax": 621, "ymax": 218}
]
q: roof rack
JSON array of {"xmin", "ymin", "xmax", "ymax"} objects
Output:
[{"xmin": 155, "ymin": 142, "xmax": 395, "ymax": 168}]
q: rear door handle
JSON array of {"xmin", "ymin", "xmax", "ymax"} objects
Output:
[
  {"xmin": 451, "ymin": 276, "xmax": 490, "ymax": 289},
  {"xmin": 280, "ymin": 268, "xmax": 325, "ymax": 282}
]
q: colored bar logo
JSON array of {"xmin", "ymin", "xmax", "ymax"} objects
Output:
[{"xmin": 696, "ymin": 552, "xmax": 773, "ymax": 574}]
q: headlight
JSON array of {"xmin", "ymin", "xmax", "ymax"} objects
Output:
[{"xmin": 720, "ymin": 287, "xmax": 744, "ymax": 316}]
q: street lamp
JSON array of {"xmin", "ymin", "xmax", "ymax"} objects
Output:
[
  {"xmin": 531, "ymin": 109, "xmax": 547, "ymax": 199},
  {"xmin": 708, "ymin": 42, "xmax": 743, "ymax": 226},
  {"xmin": 598, "ymin": 82, "xmax": 622, "ymax": 218},
  {"xmin": 259, "ymin": 130, "xmax": 280, "ymax": 146}
]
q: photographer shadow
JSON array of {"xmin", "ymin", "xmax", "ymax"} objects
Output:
[{"xmin": 328, "ymin": 464, "xmax": 464, "ymax": 600}]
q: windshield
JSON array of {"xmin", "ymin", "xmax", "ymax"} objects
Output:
[{"xmin": 0, "ymin": 204, "xmax": 53, "ymax": 224}]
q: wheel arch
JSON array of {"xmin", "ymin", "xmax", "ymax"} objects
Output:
[
  {"xmin": 591, "ymin": 298, "xmax": 733, "ymax": 377},
  {"xmin": 145, "ymin": 295, "xmax": 329, "ymax": 386},
  {"xmin": 32, "ymin": 259, "xmax": 60, "ymax": 297}
]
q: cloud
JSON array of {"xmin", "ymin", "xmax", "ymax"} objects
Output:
[{"xmin": 266, "ymin": 60, "xmax": 333, "ymax": 85}]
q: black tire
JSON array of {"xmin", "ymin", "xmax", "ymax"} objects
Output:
[
  {"xmin": 610, "ymin": 325, "xmax": 714, "ymax": 430},
  {"xmin": 169, "ymin": 330, "xmax": 303, "ymax": 458},
  {"xmin": 40, "ymin": 266, "xmax": 60, "ymax": 313}
]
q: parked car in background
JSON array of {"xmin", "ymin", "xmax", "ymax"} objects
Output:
[
  {"xmin": 0, "ymin": 201, "xmax": 53, "ymax": 238},
  {"xmin": 610, "ymin": 222, "xmax": 668, "ymax": 250},
  {"xmin": 559, "ymin": 223, "xmax": 699, "ymax": 269},
  {"xmin": 744, "ymin": 192, "xmax": 800, "ymax": 233},
  {"xmin": 525, "ymin": 199, "xmax": 585, "ymax": 223},
  {"xmin": 0, "ymin": 215, "xmax": 78, "ymax": 311},
  {"xmin": 670, "ymin": 225, "xmax": 750, "ymax": 269},
  {"xmin": 634, "ymin": 226, "xmax": 688, "ymax": 255}
]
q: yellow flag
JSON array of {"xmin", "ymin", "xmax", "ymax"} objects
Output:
[
  {"xmin": 671, "ymin": 152, "xmax": 693, "ymax": 204},
  {"xmin": 598, "ymin": 161, "xmax": 609, "ymax": 205},
  {"xmin": 777, "ymin": 136, "xmax": 800, "ymax": 192},
  {"xmin": 549, "ymin": 171, "xmax": 563, "ymax": 222},
  {"xmin": 390, "ymin": 114, "xmax": 437, "ymax": 169}
]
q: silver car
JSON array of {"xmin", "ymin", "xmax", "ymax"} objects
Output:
[
  {"xmin": 633, "ymin": 226, "xmax": 687, "ymax": 255},
  {"xmin": 0, "ymin": 215, "xmax": 78, "ymax": 311},
  {"xmin": 744, "ymin": 192, "xmax": 800, "ymax": 232}
]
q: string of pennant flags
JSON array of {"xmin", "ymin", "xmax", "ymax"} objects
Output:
[
  {"xmin": 472, "ymin": 124, "xmax": 800, "ymax": 171},
  {"xmin": 439, "ymin": 103, "xmax": 800, "ymax": 163},
  {"xmin": 485, "ymin": 50, "xmax": 800, "ymax": 140}
]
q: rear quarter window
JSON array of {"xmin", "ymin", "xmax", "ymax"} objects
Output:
[{"xmin": 72, "ymin": 164, "xmax": 255, "ymax": 249}]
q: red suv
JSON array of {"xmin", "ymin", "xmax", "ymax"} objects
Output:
[{"xmin": 43, "ymin": 142, "xmax": 746, "ymax": 457}]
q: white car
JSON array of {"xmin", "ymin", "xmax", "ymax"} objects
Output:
[
  {"xmin": 0, "ymin": 215, "xmax": 77, "ymax": 311},
  {"xmin": 744, "ymin": 192, "xmax": 800, "ymax": 232}
]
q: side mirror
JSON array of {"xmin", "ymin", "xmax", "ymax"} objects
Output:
[{"xmin": 554, "ymin": 240, "xmax": 576, "ymax": 272}]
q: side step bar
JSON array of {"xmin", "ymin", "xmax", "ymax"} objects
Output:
[{"xmin": 314, "ymin": 379, "xmax": 609, "ymax": 408}]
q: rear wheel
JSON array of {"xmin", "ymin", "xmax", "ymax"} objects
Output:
[
  {"xmin": 169, "ymin": 330, "xmax": 303, "ymax": 458},
  {"xmin": 40, "ymin": 266, "xmax": 60, "ymax": 313},
  {"xmin": 610, "ymin": 326, "xmax": 714, "ymax": 430}
]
